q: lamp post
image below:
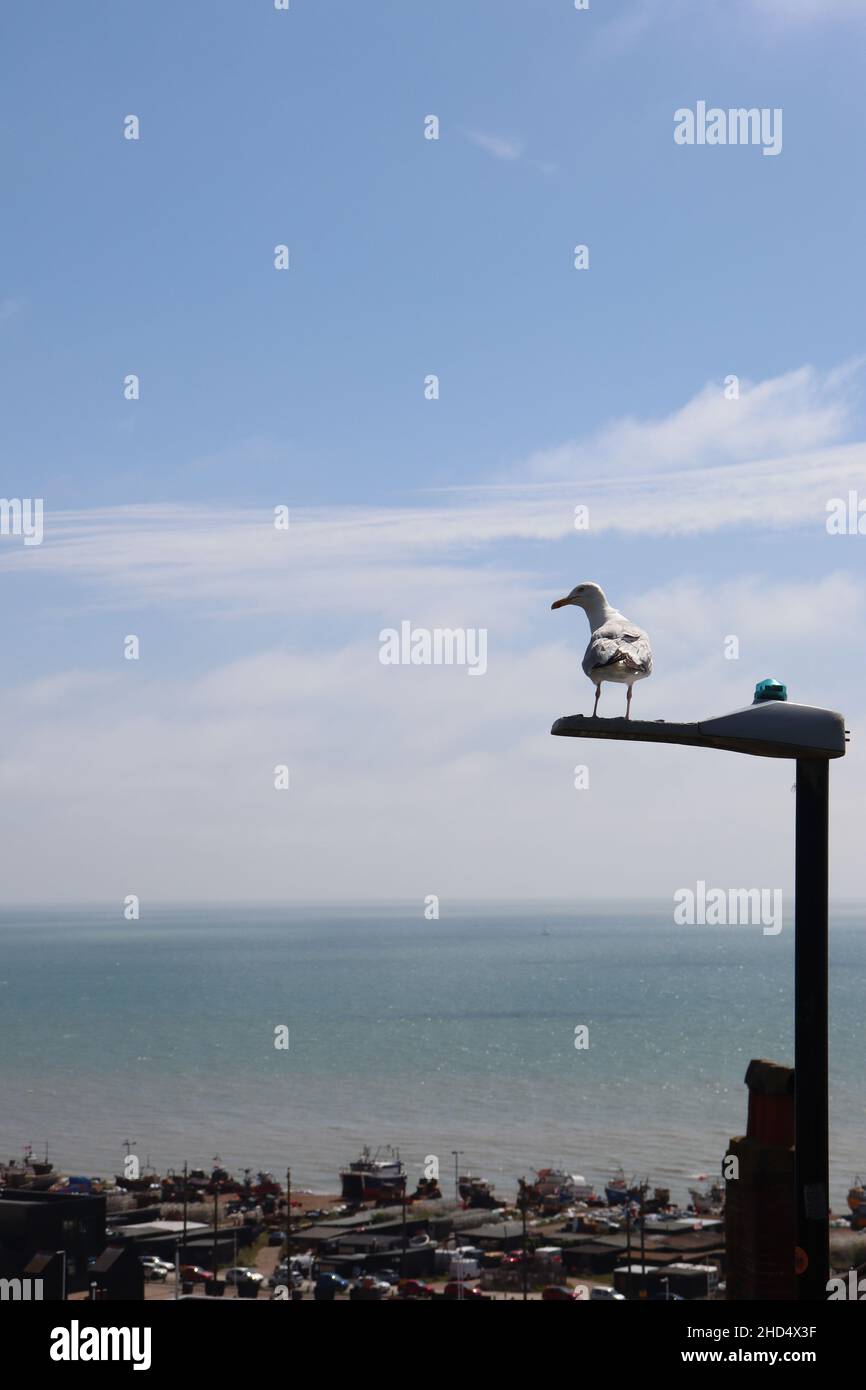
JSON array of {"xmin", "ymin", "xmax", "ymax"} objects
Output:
[
  {"xmin": 518, "ymin": 1177, "xmax": 529, "ymax": 1302},
  {"xmin": 285, "ymin": 1167, "xmax": 292, "ymax": 1269},
  {"xmin": 182, "ymin": 1161, "xmax": 188, "ymax": 1264},
  {"xmin": 625, "ymin": 1203, "xmax": 633, "ymax": 1300},
  {"xmin": 551, "ymin": 684, "xmax": 847, "ymax": 1301},
  {"xmin": 212, "ymin": 1188, "xmax": 219, "ymax": 1281},
  {"xmin": 451, "ymin": 1150, "xmax": 464, "ymax": 1202}
]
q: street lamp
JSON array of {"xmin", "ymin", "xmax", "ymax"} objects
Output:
[
  {"xmin": 551, "ymin": 683, "xmax": 847, "ymax": 1301},
  {"xmin": 451, "ymin": 1151, "xmax": 464, "ymax": 1202}
]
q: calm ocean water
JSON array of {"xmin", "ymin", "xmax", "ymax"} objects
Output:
[{"xmin": 1, "ymin": 903, "xmax": 863, "ymax": 1209}]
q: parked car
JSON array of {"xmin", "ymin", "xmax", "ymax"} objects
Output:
[
  {"xmin": 375, "ymin": 1268, "xmax": 400, "ymax": 1286},
  {"xmin": 139, "ymin": 1256, "xmax": 173, "ymax": 1276},
  {"xmin": 140, "ymin": 1262, "xmax": 169, "ymax": 1283},
  {"xmin": 315, "ymin": 1273, "xmax": 349, "ymax": 1300},
  {"xmin": 590, "ymin": 1286, "xmax": 626, "ymax": 1301},
  {"xmin": 350, "ymin": 1276, "xmax": 392, "ymax": 1301},
  {"xmin": 542, "ymin": 1285, "xmax": 580, "ymax": 1301},
  {"xmin": 443, "ymin": 1281, "xmax": 488, "ymax": 1300},
  {"xmin": 223, "ymin": 1267, "xmax": 265, "ymax": 1286},
  {"xmin": 397, "ymin": 1278, "xmax": 435, "ymax": 1299},
  {"xmin": 179, "ymin": 1265, "xmax": 214, "ymax": 1284},
  {"xmin": 268, "ymin": 1230, "xmax": 285, "ymax": 1246}
]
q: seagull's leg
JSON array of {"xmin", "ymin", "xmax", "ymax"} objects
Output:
[
  {"xmin": 626, "ymin": 684, "xmax": 633, "ymax": 721},
  {"xmin": 592, "ymin": 684, "xmax": 601, "ymax": 719}
]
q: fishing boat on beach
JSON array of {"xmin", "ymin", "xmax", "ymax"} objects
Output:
[
  {"xmin": 1, "ymin": 1161, "xmax": 56, "ymax": 1192},
  {"xmin": 28, "ymin": 1145, "xmax": 54, "ymax": 1177},
  {"xmin": 847, "ymin": 1176, "xmax": 865, "ymax": 1213},
  {"xmin": 530, "ymin": 1168, "xmax": 596, "ymax": 1211},
  {"xmin": 689, "ymin": 1181, "xmax": 724, "ymax": 1214},
  {"xmin": 458, "ymin": 1173, "xmax": 498, "ymax": 1209},
  {"xmin": 340, "ymin": 1146, "xmax": 406, "ymax": 1204},
  {"xmin": 605, "ymin": 1168, "xmax": 642, "ymax": 1206},
  {"xmin": 1, "ymin": 1145, "xmax": 58, "ymax": 1192}
]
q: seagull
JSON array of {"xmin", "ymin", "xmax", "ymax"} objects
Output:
[{"xmin": 551, "ymin": 581, "xmax": 652, "ymax": 720}]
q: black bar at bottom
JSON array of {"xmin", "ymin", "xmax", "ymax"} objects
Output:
[{"xmin": 794, "ymin": 757, "xmax": 830, "ymax": 1300}]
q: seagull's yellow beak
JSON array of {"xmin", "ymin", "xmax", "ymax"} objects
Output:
[{"xmin": 551, "ymin": 597, "xmax": 570, "ymax": 609}]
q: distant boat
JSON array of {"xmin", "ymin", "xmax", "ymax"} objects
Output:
[
  {"xmin": 532, "ymin": 1169, "xmax": 596, "ymax": 1209},
  {"xmin": 689, "ymin": 1182, "xmax": 724, "ymax": 1214},
  {"xmin": 29, "ymin": 1145, "xmax": 53, "ymax": 1178},
  {"xmin": 2, "ymin": 1147, "xmax": 57, "ymax": 1192},
  {"xmin": 115, "ymin": 1171, "xmax": 160, "ymax": 1193},
  {"xmin": 847, "ymin": 1176, "xmax": 865, "ymax": 1213},
  {"xmin": 1, "ymin": 1163, "xmax": 56, "ymax": 1192},
  {"xmin": 458, "ymin": 1174, "xmax": 498, "ymax": 1209},
  {"xmin": 410, "ymin": 1175, "xmax": 442, "ymax": 1201},
  {"xmin": 340, "ymin": 1147, "xmax": 406, "ymax": 1204},
  {"xmin": 605, "ymin": 1169, "xmax": 642, "ymax": 1206}
]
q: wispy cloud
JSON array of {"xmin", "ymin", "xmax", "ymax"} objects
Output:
[
  {"xmin": 745, "ymin": 0, "xmax": 866, "ymax": 20},
  {"xmin": 519, "ymin": 362, "xmax": 862, "ymax": 479},
  {"xmin": 466, "ymin": 130, "xmax": 526, "ymax": 162},
  {"xmin": 1, "ymin": 572, "xmax": 863, "ymax": 902},
  {"xmin": 2, "ymin": 363, "xmax": 862, "ymax": 621},
  {"xmin": 588, "ymin": 0, "xmax": 657, "ymax": 55},
  {"xmin": 583, "ymin": 0, "xmax": 865, "ymax": 60}
]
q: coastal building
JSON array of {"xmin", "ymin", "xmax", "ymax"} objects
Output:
[
  {"xmin": 0, "ymin": 1190, "xmax": 106, "ymax": 1295},
  {"xmin": 89, "ymin": 1244, "xmax": 144, "ymax": 1300},
  {"xmin": 454, "ymin": 1220, "xmax": 525, "ymax": 1252},
  {"xmin": 561, "ymin": 1225, "xmax": 724, "ymax": 1278}
]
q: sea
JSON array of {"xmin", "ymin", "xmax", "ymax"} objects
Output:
[{"xmin": 1, "ymin": 903, "xmax": 863, "ymax": 1209}]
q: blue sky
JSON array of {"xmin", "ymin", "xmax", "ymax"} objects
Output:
[{"xmin": 1, "ymin": 0, "xmax": 865, "ymax": 902}]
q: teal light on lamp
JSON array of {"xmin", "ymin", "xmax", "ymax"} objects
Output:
[{"xmin": 753, "ymin": 677, "xmax": 788, "ymax": 704}]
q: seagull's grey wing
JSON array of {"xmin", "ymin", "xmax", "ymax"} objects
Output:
[{"xmin": 583, "ymin": 621, "xmax": 653, "ymax": 677}]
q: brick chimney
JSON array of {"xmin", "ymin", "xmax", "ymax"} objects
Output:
[{"xmin": 725, "ymin": 1058, "xmax": 795, "ymax": 1300}]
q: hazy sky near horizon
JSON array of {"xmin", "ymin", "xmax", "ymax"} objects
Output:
[{"xmin": 2, "ymin": 1, "xmax": 865, "ymax": 905}]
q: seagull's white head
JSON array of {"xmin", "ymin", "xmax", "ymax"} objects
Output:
[{"xmin": 551, "ymin": 581, "xmax": 608, "ymax": 613}]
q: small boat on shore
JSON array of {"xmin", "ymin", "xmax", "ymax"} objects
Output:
[
  {"xmin": 2, "ymin": 1146, "xmax": 58, "ymax": 1192},
  {"xmin": 689, "ymin": 1181, "xmax": 724, "ymax": 1214},
  {"xmin": 458, "ymin": 1173, "xmax": 498, "ymax": 1209},
  {"xmin": 529, "ymin": 1169, "xmax": 596, "ymax": 1212},
  {"xmin": 340, "ymin": 1147, "xmax": 406, "ymax": 1204},
  {"xmin": 605, "ymin": 1169, "xmax": 642, "ymax": 1206},
  {"xmin": 1, "ymin": 1164, "xmax": 56, "ymax": 1192},
  {"xmin": 410, "ymin": 1175, "xmax": 442, "ymax": 1201},
  {"xmin": 847, "ymin": 1176, "xmax": 865, "ymax": 1213}
]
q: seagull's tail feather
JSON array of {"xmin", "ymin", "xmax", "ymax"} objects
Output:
[{"xmin": 600, "ymin": 650, "xmax": 642, "ymax": 671}]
